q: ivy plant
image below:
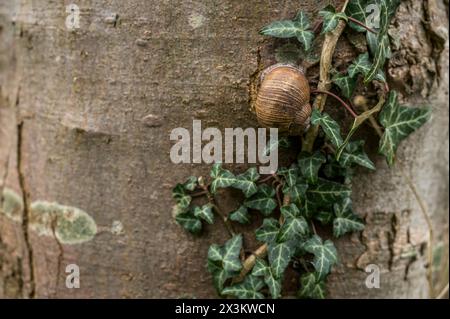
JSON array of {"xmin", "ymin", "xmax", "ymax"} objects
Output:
[{"xmin": 173, "ymin": 0, "xmax": 431, "ymax": 299}]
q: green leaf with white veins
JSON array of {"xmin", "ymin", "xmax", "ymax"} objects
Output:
[
  {"xmin": 193, "ymin": 204, "xmax": 214, "ymax": 224},
  {"xmin": 345, "ymin": 0, "xmax": 371, "ymax": 33},
  {"xmin": 229, "ymin": 206, "xmax": 251, "ymax": 224},
  {"xmin": 175, "ymin": 210, "xmax": 202, "ymax": 234},
  {"xmin": 172, "ymin": 184, "xmax": 191, "ymax": 210},
  {"xmin": 268, "ymin": 242, "xmax": 293, "ymax": 278},
  {"xmin": 183, "ymin": 176, "xmax": 198, "ymax": 191},
  {"xmin": 319, "ymin": 5, "xmax": 348, "ymax": 34},
  {"xmin": 278, "ymin": 166, "xmax": 299, "ymax": 187},
  {"xmin": 222, "ymin": 235, "xmax": 243, "ymax": 273},
  {"xmin": 298, "ymin": 272, "xmax": 326, "ymax": 299},
  {"xmin": 282, "ymin": 181, "xmax": 308, "ymax": 204},
  {"xmin": 277, "ymin": 205, "xmax": 309, "ymax": 242},
  {"xmin": 304, "ymin": 235, "xmax": 338, "ymax": 279},
  {"xmin": 348, "ymin": 53, "xmax": 386, "ymax": 82},
  {"xmin": 332, "ymin": 73, "xmax": 356, "ymax": 99},
  {"xmin": 255, "ymin": 218, "xmax": 280, "ymax": 244},
  {"xmin": 379, "ymin": 91, "xmax": 432, "ymax": 166},
  {"xmin": 233, "ymin": 167, "xmax": 259, "ymax": 198},
  {"xmin": 210, "ymin": 163, "xmax": 237, "ymax": 193},
  {"xmin": 222, "ymin": 275, "xmax": 265, "ymax": 299},
  {"xmin": 298, "ymin": 151, "xmax": 326, "ymax": 185},
  {"xmin": 260, "ymin": 11, "xmax": 315, "ymax": 51},
  {"xmin": 307, "ymin": 178, "xmax": 351, "ymax": 205},
  {"xmin": 252, "ymin": 258, "xmax": 270, "ymax": 277},
  {"xmin": 333, "ymin": 197, "xmax": 365, "ymax": 237},
  {"xmin": 339, "ymin": 140, "xmax": 375, "ymax": 170},
  {"xmin": 244, "ymin": 185, "xmax": 277, "ymax": 216},
  {"xmin": 251, "ymin": 258, "xmax": 282, "ymax": 299},
  {"xmin": 311, "ymin": 109, "xmax": 343, "ymax": 148}
]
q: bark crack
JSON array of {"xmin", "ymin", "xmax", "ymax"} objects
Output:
[{"xmin": 16, "ymin": 120, "xmax": 36, "ymax": 298}]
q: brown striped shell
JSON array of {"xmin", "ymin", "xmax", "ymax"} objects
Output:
[{"xmin": 255, "ymin": 64, "xmax": 311, "ymax": 135}]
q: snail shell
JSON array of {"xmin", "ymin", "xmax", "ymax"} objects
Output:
[{"xmin": 255, "ymin": 64, "xmax": 311, "ymax": 135}]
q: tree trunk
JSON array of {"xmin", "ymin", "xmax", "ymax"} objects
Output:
[{"xmin": 0, "ymin": 0, "xmax": 448, "ymax": 298}]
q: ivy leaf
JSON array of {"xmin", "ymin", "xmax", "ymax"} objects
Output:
[
  {"xmin": 323, "ymin": 155, "xmax": 354, "ymax": 183},
  {"xmin": 172, "ymin": 184, "xmax": 192, "ymax": 210},
  {"xmin": 251, "ymin": 258, "xmax": 282, "ymax": 299},
  {"xmin": 210, "ymin": 163, "xmax": 236, "ymax": 193},
  {"xmin": 339, "ymin": 140, "xmax": 375, "ymax": 170},
  {"xmin": 319, "ymin": 5, "xmax": 348, "ymax": 34},
  {"xmin": 175, "ymin": 210, "xmax": 202, "ymax": 234},
  {"xmin": 298, "ymin": 272, "xmax": 326, "ymax": 299},
  {"xmin": 332, "ymin": 73, "xmax": 357, "ymax": 99},
  {"xmin": 336, "ymin": 97, "xmax": 385, "ymax": 159},
  {"xmin": 345, "ymin": 0, "xmax": 371, "ymax": 33},
  {"xmin": 278, "ymin": 165, "xmax": 299, "ymax": 187},
  {"xmin": 348, "ymin": 53, "xmax": 386, "ymax": 82},
  {"xmin": 255, "ymin": 218, "xmax": 280, "ymax": 244},
  {"xmin": 193, "ymin": 204, "xmax": 214, "ymax": 225},
  {"xmin": 222, "ymin": 235, "xmax": 243, "ymax": 273},
  {"xmin": 311, "ymin": 109, "xmax": 343, "ymax": 148},
  {"xmin": 277, "ymin": 205, "xmax": 309, "ymax": 242},
  {"xmin": 282, "ymin": 181, "xmax": 308, "ymax": 204},
  {"xmin": 298, "ymin": 151, "xmax": 326, "ymax": 185},
  {"xmin": 379, "ymin": 91, "xmax": 432, "ymax": 166},
  {"xmin": 244, "ymin": 184, "xmax": 277, "ymax": 216},
  {"xmin": 307, "ymin": 178, "xmax": 351, "ymax": 205},
  {"xmin": 304, "ymin": 235, "xmax": 338, "ymax": 279},
  {"xmin": 183, "ymin": 176, "xmax": 198, "ymax": 191},
  {"xmin": 364, "ymin": 34, "xmax": 389, "ymax": 84},
  {"xmin": 268, "ymin": 242, "xmax": 293, "ymax": 278},
  {"xmin": 260, "ymin": 11, "xmax": 314, "ymax": 51},
  {"xmin": 229, "ymin": 206, "xmax": 251, "ymax": 224},
  {"xmin": 233, "ymin": 167, "xmax": 260, "ymax": 198},
  {"xmin": 333, "ymin": 197, "xmax": 365, "ymax": 237},
  {"xmin": 222, "ymin": 275, "xmax": 265, "ymax": 299}
]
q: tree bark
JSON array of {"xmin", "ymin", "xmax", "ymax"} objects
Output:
[{"xmin": 0, "ymin": 0, "xmax": 448, "ymax": 298}]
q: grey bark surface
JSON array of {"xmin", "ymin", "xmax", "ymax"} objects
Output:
[{"xmin": 0, "ymin": 0, "xmax": 448, "ymax": 298}]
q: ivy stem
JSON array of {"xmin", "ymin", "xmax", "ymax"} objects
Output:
[
  {"xmin": 310, "ymin": 220, "xmax": 317, "ymax": 235},
  {"xmin": 190, "ymin": 190, "xmax": 209, "ymax": 197},
  {"xmin": 311, "ymin": 89, "xmax": 358, "ymax": 118},
  {"xmin": 346, "ymin": 16, "xmax": 378, "ymax": 34},
  {"xmin": 257, "ymin": 174, "xmax": 274, "ymax": 184}
]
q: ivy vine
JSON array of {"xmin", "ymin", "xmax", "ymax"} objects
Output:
[{"xmin": 172, "ymin": 0, "xmax": 432, "ymax": 299}]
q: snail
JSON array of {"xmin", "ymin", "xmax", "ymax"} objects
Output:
[{"xmin": 255, "ymin": 63, "xmax": 311, "ymax": 135}]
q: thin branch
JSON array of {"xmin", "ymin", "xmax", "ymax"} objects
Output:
[
  {"xmin": 312, "ymin": 89, "xmax": 358, "ymax": 118},
  {"xmin": 302, "ymin": 0, "xmax": 350, "ymax": 153},
  {"xmin": 347, "ymin": 16, "xmax": 378, "ymax": 34}
]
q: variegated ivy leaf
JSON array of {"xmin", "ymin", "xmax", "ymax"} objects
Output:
[
  {"xmin": 298, "ymin": 272, "xmax": 326, "ymax": 299},
  {"xmin": 277, "ymin": 204, "xmax": 309, "ymax": 242},
  {"xmin": 268, "ymin": 242, "xmax": 293, "ymax": 278},
  {"xmin": 336, "ymin": 97, "xmax": 385, "ymax": 159},
  {"xmin": 332, "ymin": 73, "xmax": 356, "ymax": 99},
  {"xmin": 278, "ymin": 165, "xmax": 298, "ymax": 187},
  {"xmin": 222, "ymin": 235, "xmax": 243, "ymax": 273},
  {"xmin": 183, "ymin": 176, "xmax": 198, "ymax": 191},
  {"xmin": 345, "ymin": 0, "xmax": 371, "ymax": 33},
  {"xmin": 175, "ymin": 210, "xmax": 202, "ymax": 234},
  {"xmin": 307, "ymin": 178, "xmax": 351, "ymax": 205},
  {"xmin": 319, "ymin": 5, "xmax": 348, "ymax": 34},
  {"xmin": 255, "ymin": 218, "xmax": 280, "ymax": 243},
  {"xmin": 379, "ymin": 91, "xmax": 432, "ymax": 166},
  {"xmin": 229, "ymin": 206, "xmax": 251, "ymax": 224},
  {"xmin": 260, "ymin": 11, "xmax": 315, "ymax": 51},
  {"xmin": 233, "ymin": 167, "xmax": 260, "ymax": 198},
  {"xmin": 244, "ymin": 184, "xmax": 277, "ymax": 216},
  {"xmin": 311, "ymin": 109, "xmax": 343, "ymax": 148},
  {"xmin": 207, "ymin": 261, "xmax": 229, "ymax": 293},
  {"xmin": 348, "ymin": 53, "xmax": 386, "ymax": 82},
  {"xmin": 210, "ymin": 163, "xmax": 236, "ymax": 193},
  {"xmin": 222, "ymin": 275, "xmax": 265, "ymax": 299},
  {"xmin": 333, "ymin": 197, "xmax": 365, "ymax": 237},
  {"xmin": 251, "ymin": 258, "xmax": 282, "ymax": 299},
  {"xmin": 282, "ymin": 181, "xmax": 308, "ymax": 204},
  {"xmin": 172, "ymin": 184, "xmax": 192, "ymax": 210},
  {"xmin": 193, "ymin": 204, "xmax": 214, "ymax": 225},
  {"xmin": 303, "ymin": 235, "xmax": 338, "ymax": 279},
  {"xmin": 298, "ymin": 151, "xmax": 326, "ymax": 185},
  {"xmin": 339, "ymin": 140, "xmax": 375, "ymax": 170},
  {"xmin": 263, "ymin": 136, "xmax": 290, "ymax": 156}
]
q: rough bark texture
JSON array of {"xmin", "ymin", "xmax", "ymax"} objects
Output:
[{"xmin": 0, "ymin": 0, "xmax": 448, "ymax": 298}]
